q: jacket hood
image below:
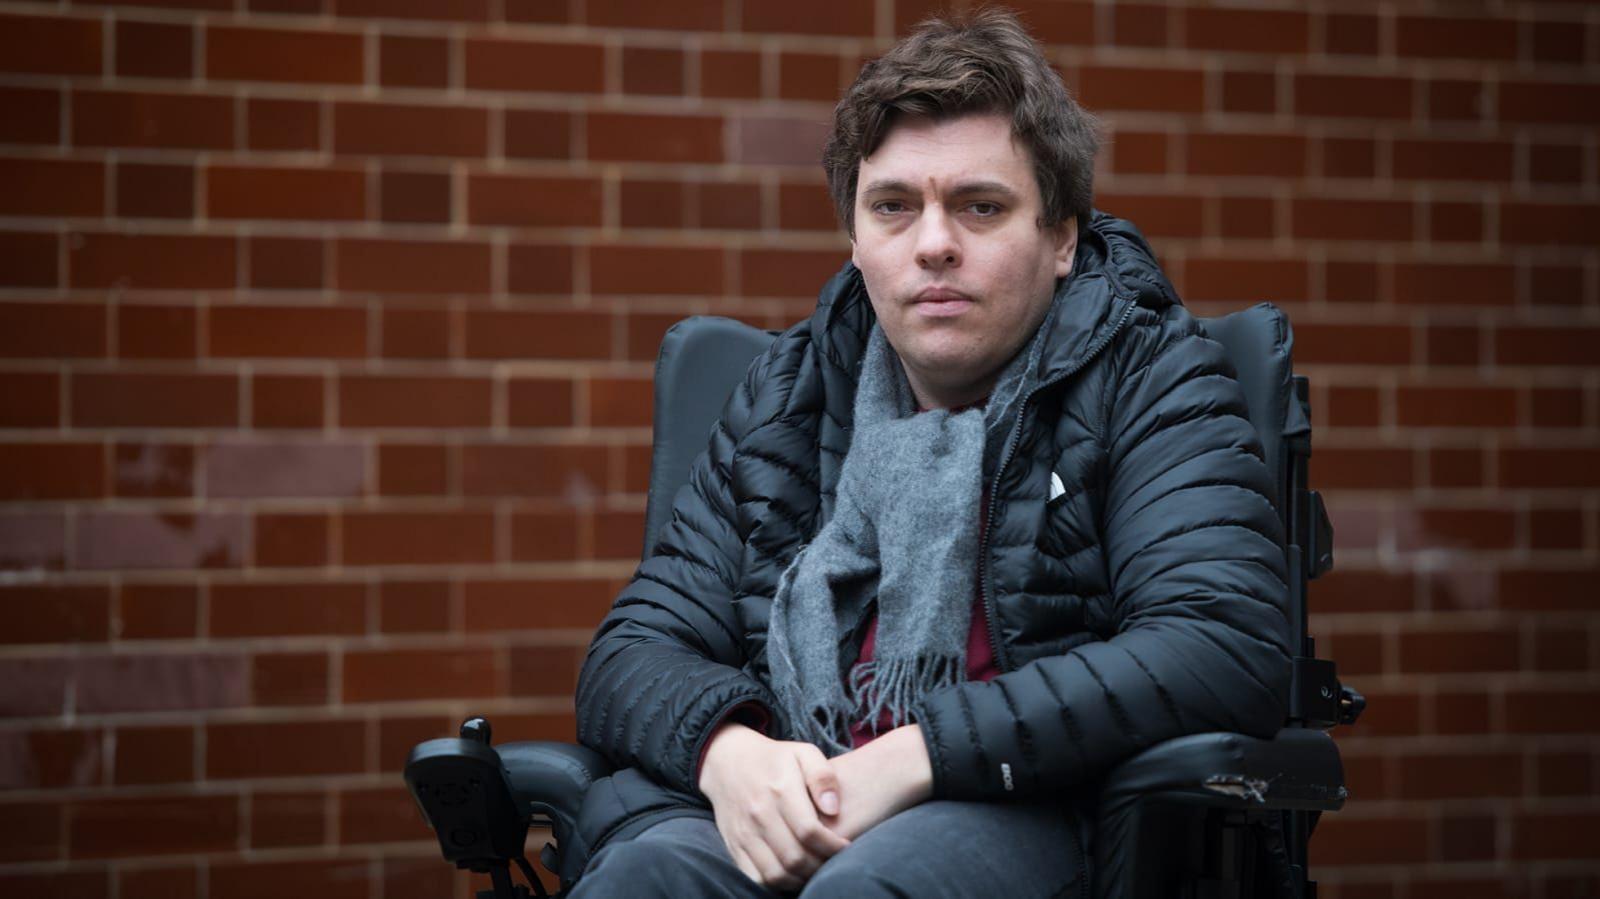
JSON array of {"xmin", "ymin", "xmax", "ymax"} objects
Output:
[{"xmin": 808, "ymin": 210, "xmax": 1181, "ymax": 385}]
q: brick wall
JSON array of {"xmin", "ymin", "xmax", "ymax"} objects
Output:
[{"xmin": 0, "ymin": 0, "xmax": 1595, "ymax": 896}]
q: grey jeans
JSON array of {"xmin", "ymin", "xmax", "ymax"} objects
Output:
[{"xmin": 568, "ymin": 799, "xmax": 1085, "ymax": 898}]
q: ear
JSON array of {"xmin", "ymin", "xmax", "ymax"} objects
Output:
[
  {"xmin": 1053, "ymin": 216, "xmax": 1079, "ymax": 279},
  {"xmin": 850, "ymin": 237, "xmax": 860, "ymax": 269}
]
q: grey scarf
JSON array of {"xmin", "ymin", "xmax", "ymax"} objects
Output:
[{"xmin": 767, "ymin": 317, "xmax": 1050, "ymax": 754}]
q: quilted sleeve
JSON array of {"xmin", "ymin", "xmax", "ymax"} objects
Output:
[
  {"xmin": 574, "ymin": 349, "xmax": 782, "ymax": 796},
  {"xmin": 914, "ymin": 330, "xmax": 1293, "ymax": 801}
]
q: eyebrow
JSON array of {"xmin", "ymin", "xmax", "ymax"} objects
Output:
[{"xmin": 858, "ymin": 179, "xmax": 1023, "ymax": 202}]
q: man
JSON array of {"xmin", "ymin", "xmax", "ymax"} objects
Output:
[{"xmin": 568, "ymin": 10, "xmax": 1292, "ymax": 897}]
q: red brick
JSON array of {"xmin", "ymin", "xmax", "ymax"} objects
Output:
[
  {"xmin": 461, "ymin": 444, "xmax": 609, "ymax": 499},
  {"xmin": 1530, "ymin": 142, "xmax": 1584, "ymax": 184},
  {"xmin": 1183, "ymin": 7, "xmax": 1307, "ymax": 53},
  {"xmin": 1396, "ymin": 15, "xmax": 1517, "ymax": 60},
  {"xmin": 1498, "ymin": 447, "xmax": 1600, "ymax": 489},
  {"xmin": 1393, "ymin": 139, "xmax": 1513, "ymax": 182},
  {"xmin": 591, "ymin": 244, "xmax": 724, "ymax": 295},
  {"xmin": 342, "ymin": 510, "xmax": 495, "ymax": 565},
  {"xmin": 1535, "ymin": 750, "xmax": 1594, "ymax": 796},
  {"xmin": 590, "ymin": 376, "xmax": 652, "ymax": 428},
  {"xmin": 339, "ymin": 375, "xmax": 491, "ymax": 427},
  {"xmin": 595, "ymin": 508, "xmax": 646, "ymax": 560},
  {"xmin": 70, "ymin": 232, "xmax": 236, "ymax": 290},
  {"xmin": 1395, "ymin": 386, "xmax": 1516, "ymax": 428},
  {"xmin": 76, "ymin": 511, "xmax": 246, "ymax": 570},
  {"xmin": 1429, "ymin": 200, "xmax": 1486, "ymax": 244},
  {"xmin": 778, "ymin": 52, "xmax": 840, "ymax": 102},
  {"xmin": 0, "ymin": 443, "xmax": 104, "ymax": 501},
  {"xmin": 211, "ymin": 582, "xmax": 364, "ymax": 637},
  {"xmin": 334, "ymin": 101, "xmax": 488, "ymax": 157},
  {"xmin": 72, "ymin": 372, "xmax": 237, "ymax": 428},
  {"xmin": 1503, "ymin": 686, "xmax": 1600, "ymax": 733},
  {"xmin": 378, "ymin": 716, "xmax": 453, "ymax": 769},
  {"xmin": 113, "ymin": 437, "xmax": 195, "ymax": 499},
  {"xmin": 1424, "ymin": 323, "xmax": 1479, "ymax": 367},
  {"xmin": 467, "ymin": 174, "xmax": 602, "ymax": 227},
  {"xmin": 1501, "ymin": 201, "xmax": 1600, "ymax": 248},
  {"xmin": 247, "ymin": 97, "xmax": 321, "ymax": 151},
  {"xmin": 208, "ymin": 859, "xmax": 368, "ymax": 899},
  {"xmin": 0, "ymin": 585, "xmax": 109, "ymax": 643},
  {"xmin": 0, "ymin": 726, "xmax": 102, "ymax": 788},
  {"xmin": 504, "ymin": 109, "xmax": 572, "ymax": 159},
  {"xmin": 1397, "ymin": 624, "xmax": 1519, "ymax": 673},
  {"xmin": 741, "ymin": 248, "xmax": 845, "ymax": 298},
  {"xmin": 1111, "ymin": 5, "xmax": 1167, "ymax": 46},
  {"xmin": 1397, "ymin": 750, "xmax": 1521, "ymax": 798},
  {"xmin": 378, "ymin": 580, "xmax": 450, "ymax": 633},
  {"xmin": 377, "ymin": 442, "xmax": 449, "ymax": 496},
  {"xmin": 209, "ymin": 305, "xmax": 368, "ymax": 358},
  {"xmin": 343, "ymin": 647, "xmax": 498, "ymax": 702},
  {"xmin": 1325, "ymin": 14, "xmax": 1379, "ymax": 55},
  {"xmin": 1078, "ymin": 65, "xmax": 1205, "ymax": 113},
  {"xmin": 116, "ymin": 162, "xmax": 195, "ymax": 219},
  {"xmin": 119, "ymin": 583, "xmax": 199, "ymax": 640},
  {"xmin": 1436, "ymin": 815, "xmax": 1499, "ymax": 863},
  {"xmin": 336, "ymin": 238, "xmax": 491, "ymax": 294},
  {"xmin": 1219, "ymin": 70, "xmax": 1275, "ymax": 114},
  {"xmin": 380, "ymin": 170, "xmax": 450, "ymax": 223},
  {"xmin": 625, "ymin": 46, "xmax": 686, "ymax": 95},
  {"xmin": 510, "ymin": 644, "xmax": 583, "ymax": 696},
  {"xmin": 1530, "ymin": 388, "xmax": 1585, "ymax": 429},
  {"xmin": 1531, "ymin": 624, "xmax": 1588, "ymax": 672},
  {"xmin": 0, "ymin": 371, "xmax": 59, "ymax": 427},
  {"xmin": 0, "ymin": 657, "xmax": 71, "ymax": 716},
  {"xmin": 510, "ymin": 509, "xmax": 582, "ymax": 562},
  {"xmin": 0, "ymin": 231, "xmax": 60, "ymax": 286},
  {"xmin": 118, "ymin": 304, "xmax": 197, "ymax": 359},
  {"xmin": 208, "ymin": 25, "xmax": 363, "ymax": 84},
  {"xmin": 1292, "ymin": 198, "xmax": 1413, "ymax": 242},
  {"xmin": 699, "ymin": 182, "xmax": 762, "ymax": 230},
  {"xmin": 339, "ymin": 786, "xmax": 430, "ymax": 844},
  {"xmin": 1181, "ymin": 256, "xmax": 1308, "ymax": 302},
  {"xmin": 1096, "ymin": 193, "xmax": 1203, "ymax": 238},
  {"xmin": 0, "ymin": 872, "xmax": 104, "ymax": 896},
  {"xmin": 1310, "ymin": 814, "xmax": 1429, "ymax": 866},
  {"xmin": 1310, "ymin": 447, "xmax": 1414, "ymax": 489},
  {"xmin": 1427, "ymin": 79, "xmax": 1488, "ymax": 122},
  {"xmin": 112, "ymin": 725, "xmax": 195, "ymax": 786},
  {"xmin": 1217, "ymin": 196, "xmax": 1274, "ymax": 239},
  {"xmin": 621, "ymin": 179, "xmax": 686, "ymax": 228},
  {"xmin": 508, "ymin": 243, "xmax": 575, "ymax": 295},
  {"xmin": 736, "ymin": 114, "xmax": 830, "ymax": 166},
  {"xmin": 1324, "ymin": 385, "xmax": 1380, "ymax": 428},
  {"xmin": 465, "ymin": 38, "xmax": 603, "ymax": 93},
  {"xmin": 251, "ymin": 791, "xmax": 325, "ymax": 848},
  {"xmin": 0, "ymin": 157, "xmax": 103, "ymax": 217},
  {"xmin": 462, "ymin": 578, "xmax": 616, "ymax": 630},
  {"xmin": 1513, "ymin": 812, "xmax": 1600, "ymax": 860},
  {"xmin": 255, "ymin": 513, "xmax": 331, "ymax": 568},
  {"xmin": 1321, "ymin": 137, "xmax": 1377, "ymax": 179},
  {"xmin": 779, "ymin": 181, "xmax": 837, "ymax": 230},
  {"xmin": 1495, "ymin": 325, "xmax": 1600, "ymax": 368},
  {"xmin": 207, "ymin": 165, "xmax": 366, "ymax": 221},
  {"xmin": 1295, "ymin": 75, "xmax": 1412, "ymax": 119},
  {"xmin": 330, "ymin": 0, "xmax": 489, "ymax": 20},
  {"xmin": 586, "ymin": 0, "xmax": 720, "ymax": 29},
  {"xmin": 76, "ymin": 0, "xmax": 230, "ymax": 8},
  {"xmin": 1004, "ymin": 1, "xmax": 1098, "ymax": 45},
  {"xmin": 1324, "ymin": 260, "xmax": 1380, "ymax": 304},
  {"xmin": 380, "ymin": 33, "xmax": 448, "ymax": 88},
  {"xmin": 253, "ymin": 652, "xmax": 329, "ymax": 706},
  {"xmin": 1186, "ymin": 133, "xmax": 1306, "ymax": 178},
  {"xmin": 464, "ymin": 309, "xmax": 611, "ymax": 361},
  {"xmin": 73, "ymin": 90, "xmax": 233, "ymax": 150},
  {"xmin": 70, "ymin": 795, "xmax": 237, "ymax": 858},
  {"xmin": 0, "ymin": 86, "xmax": 60, "ymax": 145},
  {"xmin": 587, "ymin": 112, "xmax": 723, "ymax": 163},
  {"xmin": 0, "ymin": 13, "xmax": 102, "ymax": 76},
  {"xmin": 742, "ymin": 0, "xmax": 871, "ymax": 36},
  {"xmin": 702, "ymin": 49, "xmax": 762, "ymax": 99},
  {"xmin": 208, "ymin": 719, "xmax": 366, "ymax": 779},
  {"xmin": 508, "ymin": 377, "xmax": 575, "ymax": 427},
  {"xmin": 252, "ymin": 374, "xmax": 325, "ymax": 429},
  {"xmin": 116, "ymin": 20, "xmax": 192, "ymax": 78},
  {"xmin": 0, "ymin": 302, "xmax": 104, "ymax": 358}
]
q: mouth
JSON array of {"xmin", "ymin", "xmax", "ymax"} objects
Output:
[{"xmin": 910, "ymin": 286, "xmax": 975, "ymax": 318}]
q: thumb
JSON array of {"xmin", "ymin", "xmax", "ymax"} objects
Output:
[{"xmin": 795, "ymin": 745, "xmax": 841, "ymax": 817}]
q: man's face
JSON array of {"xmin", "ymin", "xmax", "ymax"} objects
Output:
[{"xmin": 851, "ymin": 112, "xmax": 1078, "ymax": 409}]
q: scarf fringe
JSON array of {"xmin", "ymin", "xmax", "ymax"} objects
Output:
[{"xmin": 847, "ymin": 654, "xmax": 963, "ymax": 737}]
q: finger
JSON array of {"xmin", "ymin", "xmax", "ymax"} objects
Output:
[
  {"xmin": 779, "ymin": 758, "xmax": 850, "ymax": 859},
  {"xmin": 742, "ymin": 828, "xmax": 804, "ymax": 892},
  {"xmin": 795, "ymin": 745, "xmax": 843, "ymax": 818}
]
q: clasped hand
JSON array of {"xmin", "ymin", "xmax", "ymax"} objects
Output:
[{"xmin": 696, "ymin": 722, "xmax": 933, "ymax": 891}]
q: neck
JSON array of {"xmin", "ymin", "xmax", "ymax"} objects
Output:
[{"xmin": 904, "ymin": 368, "xmax": 998, "ymax": 411}]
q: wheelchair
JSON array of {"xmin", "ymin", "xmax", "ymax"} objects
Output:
[{"xmin": 404, "ymin": 304, "xmax": 1365, "ymax": 898}]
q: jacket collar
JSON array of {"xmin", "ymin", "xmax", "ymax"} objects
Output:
[{"xmin": 809, "ymin": 210, "xmax": 1181, "ymax": 386}]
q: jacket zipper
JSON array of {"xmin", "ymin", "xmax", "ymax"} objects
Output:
[{"xmin": 979, "ymin": 299, "xmax": 1138, "ymax": 674}]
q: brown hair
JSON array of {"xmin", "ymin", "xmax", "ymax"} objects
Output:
[{"xmin": 822, "ymin": 7, "xmax": 1100, "ymax": 235}]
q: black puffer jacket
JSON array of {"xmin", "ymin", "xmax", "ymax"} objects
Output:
[{"xmin": 571, "ymin": 211, "xmax": 1292, "ymax": 857}]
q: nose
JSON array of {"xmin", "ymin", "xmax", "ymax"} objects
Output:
[{"xmin": 914, "ymin": 206, "xmax": 960, "ymax": 272}]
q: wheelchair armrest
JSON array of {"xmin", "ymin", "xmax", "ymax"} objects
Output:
[
  {"xmin": 498, "ymin": 741, "xmax": 614, "ymax": 852},
  {"xmin": 1097, "ymin": 727, "xmax": 1347, "ymax": 815}
]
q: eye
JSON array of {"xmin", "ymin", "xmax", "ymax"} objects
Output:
[
  {"xmin": 872, "ymin": 200, "xmax": 908, "ymax": 216},
  {"xmin": 967, "ymin": 202, "xmax": 1002, "ymax": 217}
]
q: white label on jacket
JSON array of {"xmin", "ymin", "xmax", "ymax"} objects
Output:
[
  {"xmin": 1048, "ymin": 472, "xmax": 1067, "ymax": 504},
  {"xmin": 1000, "ymin": 762, "xmax": 1014, "ymax": 791}
]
